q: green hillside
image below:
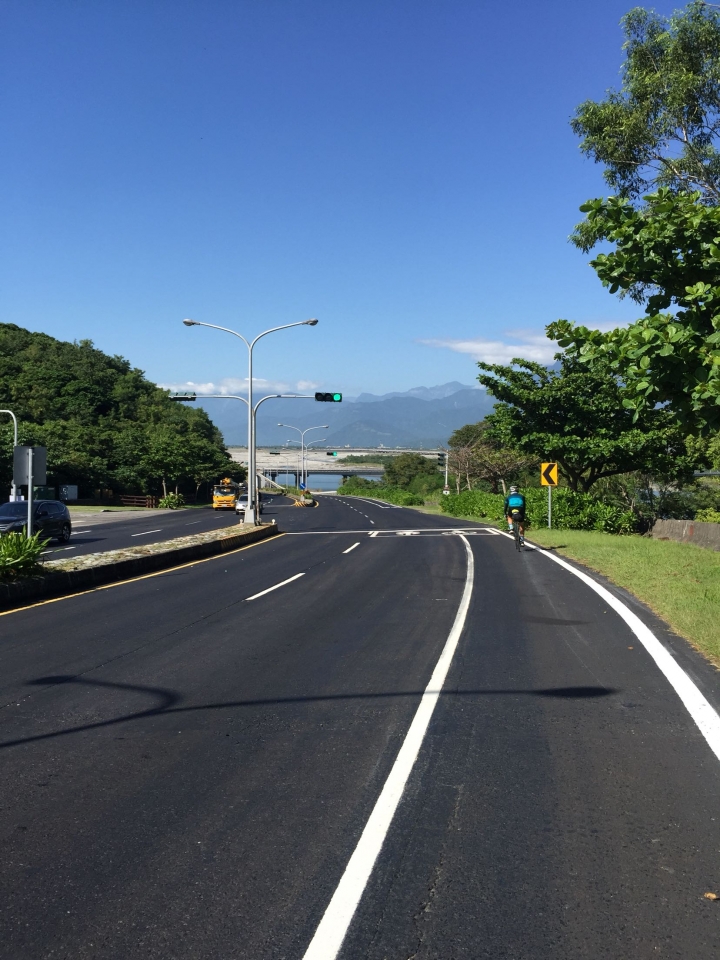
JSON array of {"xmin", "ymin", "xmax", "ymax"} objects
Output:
[{"xmin": 0, "ymin": 323, "xmax": 235, "ymax": 498}]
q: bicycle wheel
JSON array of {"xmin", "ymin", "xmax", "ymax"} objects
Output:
[{"xmin": 511, "ymin": 510, "xmax": 521, "ymax": 551}]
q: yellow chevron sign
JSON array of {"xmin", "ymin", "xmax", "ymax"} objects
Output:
[{"xmin": 541, "ymin": 462, "xmax": 558, "ymax": 486}]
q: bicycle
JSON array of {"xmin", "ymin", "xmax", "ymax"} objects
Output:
[{"xmin": 509, "ymin": 508, "xmax": 523, "ymax": 551}]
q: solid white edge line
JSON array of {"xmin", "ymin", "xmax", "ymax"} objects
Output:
[
  {"xmin": 508, "ymin": 530, "xmax": 720, "ymax": 764},
  {"xmin": 244, "ymin": 572, "xmax": 305, "ymax": 601},
  {"xmin": 302, "ymin": 535, "xmax": 475, "ymax": 960},
  {"xmin": 343, "ymin": 543, "xmax": 360, "ymax": 554}
]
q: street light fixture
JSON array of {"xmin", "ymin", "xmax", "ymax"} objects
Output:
[{"xmin": 181, "ymin": 318, "xmax": 318, "ymax": 523}]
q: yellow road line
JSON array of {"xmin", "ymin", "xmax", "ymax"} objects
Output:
[{"xmin": 0, "ymin": 533, "xmax": 285, "ymax": 618}]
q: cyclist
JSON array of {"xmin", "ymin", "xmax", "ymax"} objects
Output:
[{"xmin": 503, "ymin": 485, "xmax": 526, "ymax": 545}]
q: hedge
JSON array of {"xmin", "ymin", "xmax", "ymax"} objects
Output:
[{"xmin": 440, "ymin": 487, "xmax": 635, "ymax": 534}]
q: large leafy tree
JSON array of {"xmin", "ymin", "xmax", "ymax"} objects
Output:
[
  {"xmin": 555, "ymin": 2, "xmax": 720, "ymax": 429},
  {"xmin": 572, "ymin": 2, "xmax": 720, "ymax": 208},
  {"xmin": 477, "ymin": 359, "xmax": 697, "ymax": 492},
  {"xmin": 550, "ymin": 190, "xmax": 720, "ymax": 429}
]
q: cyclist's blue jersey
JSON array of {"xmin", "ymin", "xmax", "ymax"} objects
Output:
[{"xmin": 504, "ymin": 493, "xmax": 526, "ymax": 514}]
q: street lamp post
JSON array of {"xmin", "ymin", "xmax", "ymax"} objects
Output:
[
  {"xmin": 0, "ymin": 409, "xmax": 19, "ymax": 501},
  {"xmin": 182, "ymin": 317, "xmax": 318, "ymax": 523},
  {"xmin": 284, "ymin": 436, "xmax": 326, "ymax": 492},
  {"xmin": 278, "ymin": 423, "xmax": 328, "ymax": 490}
]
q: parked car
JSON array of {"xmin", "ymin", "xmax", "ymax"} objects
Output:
[{"xmin": 0, "ymin": 500, "xmax": 72, "ymax": 542}]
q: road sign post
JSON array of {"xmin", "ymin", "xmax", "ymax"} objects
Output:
[
  {"xmin": 13, "ymin": 445, "xmax": 47, "ymax": 536},
  {"xmin": 540, "ymin": 462, "xmax": 559, "ymax": 529}
]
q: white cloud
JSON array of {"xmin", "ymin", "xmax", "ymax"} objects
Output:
[
  {"xmin": 420, "ymin": 330, "xmax": 559, "ymax": 365},
  {"xmin": 157, "ymin": 376, "xmax": 321, "ymax": 396}
]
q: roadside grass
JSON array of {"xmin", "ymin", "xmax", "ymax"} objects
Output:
[{"xmin": 527, "ymin": 529, "xmax": 720, "ymax": 667}]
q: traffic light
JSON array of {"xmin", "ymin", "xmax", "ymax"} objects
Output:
[
  {"xmin": 437, "ymin": 452, "xmax": 447, "ymax": 467},
  {"xmin": 170, "ymin": 393, "xmax": 197, "ymax": 402},
  {"xmin": 315, "ymin": 392, "xmax": 342, "ymax": 402},
  {"xmin": 326, "ymin": 451, "xmax": 338, "ymax": 456}
]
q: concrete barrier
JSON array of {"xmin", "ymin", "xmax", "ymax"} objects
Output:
[
  {"xmin": 650, "ymin": 518, "xmax": 720, "ymax": 551},
  {"xmin": 0, "ymin": 524, "xmax": 280, "ymax": 611}
]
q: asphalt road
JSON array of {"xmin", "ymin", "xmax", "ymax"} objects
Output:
[{"xmin": 2, "ymin": 494, "xmax": 720, "ymax": 958}]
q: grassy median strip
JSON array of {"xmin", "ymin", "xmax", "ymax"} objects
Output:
[{"xmin": 527, "ymin": 529, "xmax": 720, "ymax": 667}]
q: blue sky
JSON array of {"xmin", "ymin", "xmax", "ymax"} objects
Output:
[{"xmin": 0, "ymin": 0, "xmax": 676, "ymax": 399}]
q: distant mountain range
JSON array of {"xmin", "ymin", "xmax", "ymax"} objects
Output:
[
  {"xmin": 349, "ymin": 382, "xmax": 475, "ymax": 403},
  {"xmin": 198, "ymin": 382, "xmax": 494, "ymax": 448}
]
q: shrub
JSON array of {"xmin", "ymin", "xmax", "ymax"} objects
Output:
[
  {"xmin": 695, "ymin": 508, "xmax": 720, "ymax": 523},
  {"xmin": 440, "ymin": 487, "xmax": 635, "ymax": 534},
  {"xmin": 0, "ymin": 531, "xmax": 49, "ymax": 580},
  {"xmin": 339, "ymin": 477, "xmax": 424, "ymax": 506},
  {"xmin": 158, "ymin": 492, "xmax": 185, "ymax": 509}
]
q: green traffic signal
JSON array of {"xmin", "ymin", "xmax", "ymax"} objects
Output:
[
  {"xmin": 326, "ymin": 451, "xmax": 338, "ymax": 456},
  {"xmin": 315, "ymin": 392, "xmax": 343, "ymax": 402}
]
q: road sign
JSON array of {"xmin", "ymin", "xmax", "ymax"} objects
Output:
[
  {"xmin": 13, "ymin": 445, "xmax": 47, "ymax": 486},
  {"xmin": 541, "ymin": 462, "xmax": 558, "ymax": 486}
]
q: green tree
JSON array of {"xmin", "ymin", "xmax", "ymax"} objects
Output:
[
  {"xmin": 448, "ymin": 421, "xmax": 535, "ymax": 494},
  {"xmin": 477, "ymin": 358, "xmax": 697, "ymax": 492},
  {"xmin": 549, "ymin": 189, "xmax": 720, "ymax": 429},
  {"xmin": 571, "ymin": 2, "xmax": 720, "ymax": 209},
  {"xmin": 448, "ymin": 423, "xmax": 487, "ymax": 448},
  {"xmin": 384, "ymin": 453, "xmax": 438, "ymax": 489},
  {"xmin": 0, "ymin": 323, "xmax": 230, "ymax": 497}
]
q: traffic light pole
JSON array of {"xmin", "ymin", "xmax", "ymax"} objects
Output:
[{"xmin": 170, "ymin": 392, "xmax": 314, "ymax": 504}]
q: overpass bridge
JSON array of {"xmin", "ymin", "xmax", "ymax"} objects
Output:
[{"xmin": 227, "ymin": 447, "xmax": 440, "ymax": 484}]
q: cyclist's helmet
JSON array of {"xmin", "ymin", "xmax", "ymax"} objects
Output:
[{"xmin": 509, "ymin": 485, "xmax": 518, "ymax": 493}]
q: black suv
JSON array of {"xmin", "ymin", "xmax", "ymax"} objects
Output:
[{"xmin": 0, "ymin": 500, "xmax": 72, "ymax": 542}]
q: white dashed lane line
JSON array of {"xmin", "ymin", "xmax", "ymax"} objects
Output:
[
  {"xmin": 244, "ymin": 573, "xmax": 305, "ymax": 602},
  {"xmin": 343, "ymin": 543, "xmax": 360, "ymax": 554},
  {"xmin": 131, "ymin": 529, "xmax": 163, "ymax": 537}
]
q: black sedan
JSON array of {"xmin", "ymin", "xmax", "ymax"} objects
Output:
[{"xmin": 0, "ymin": 500, "xmax": 72, "ymax": 542}]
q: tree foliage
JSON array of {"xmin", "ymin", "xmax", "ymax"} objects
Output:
[
  {"xmin": 476, "ymin": 358, "xmax": 697, "ymax": 492},
  {"xmin": 448, "ymin": 421, "xmax": 535, "ymax": 494},
  {"xmin": 384, "ymin": 452, "xmax": 438, "ymax": 489},
  {"xmin": 571, "ymin": 2, "xmax": 720, "ymax": 208},
  {"xmin": 0, "ymin": 323, "xmax": 233, "ymax": 496},
  {"xmin": 549, "ymin": 190, "xmax": 720, "ymax": 429}
]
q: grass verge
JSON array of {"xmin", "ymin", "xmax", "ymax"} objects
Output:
[{"xmin": 527, "ymin": 529, "xmax": 720, "ymax": 667}]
